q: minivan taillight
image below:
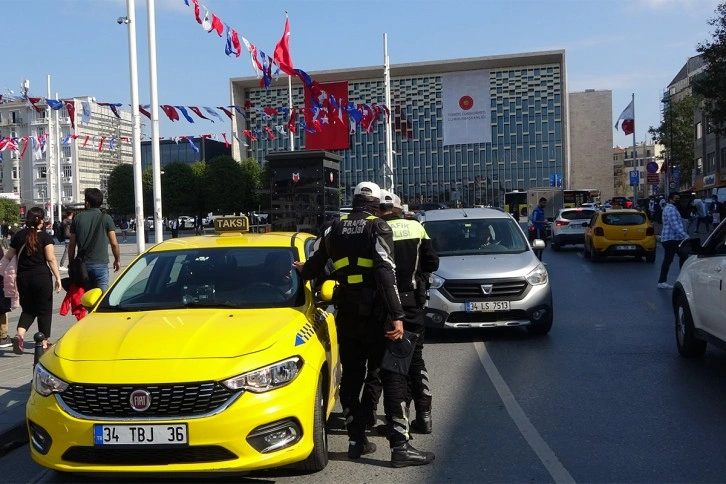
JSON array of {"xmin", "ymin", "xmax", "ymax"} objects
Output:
[{"xmin": 594, "ymin": 227, "xmax": 605, "ymax": 236}]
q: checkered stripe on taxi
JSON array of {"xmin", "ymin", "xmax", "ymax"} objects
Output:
[{"xmin": 295, "ymin": 310, "xmax": 328, "ymax": 346}]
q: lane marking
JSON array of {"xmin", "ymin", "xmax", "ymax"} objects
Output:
[
  {"xmin": 645, "ymin": 299, "xmax": 656, "ymax": 310},
  {"xmin": 474, "ymin": 341, "xmax": 576, "ymax": 484},
  {"xmin": 581, "ymin": 263, "xmax": 591, "ymax": 274}
]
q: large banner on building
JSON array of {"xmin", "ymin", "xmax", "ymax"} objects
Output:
[
  {"xmin": 442, "ymin": 70, "xmax": 491, "ymax": 146},
  {"xmin": 304, "ymin": 81, "xmax": 350, "ymax": 151}
]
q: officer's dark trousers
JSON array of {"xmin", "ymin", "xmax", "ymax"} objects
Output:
[{"xmin": 336, "ymin": 308, "xmax": 384, "ymax": 444}]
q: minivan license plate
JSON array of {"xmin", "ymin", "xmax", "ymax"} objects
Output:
[
  {"xmin": 94, "ymin": 424, "xmax": 188, "ymax": 446},
  {"xmin": 465, "ymin": 301, "xmax": 510, "ymax": 312}
]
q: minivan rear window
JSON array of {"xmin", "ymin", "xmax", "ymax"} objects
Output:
[
  {"xmin": 601, "ymin": 213, "xmax": 646, "ymax": 226},
  {"xmin": 561, "ymin": 209, "xmax": 596, "ymax": 220}
]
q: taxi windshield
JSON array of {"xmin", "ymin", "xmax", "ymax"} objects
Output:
[
  {"xmin": 96, "ymin": 247, "xmax": 304, "ymax": 311},
  {"xmin": 423, "ymin": 218, "xmax": 529, "ymax": 256}
]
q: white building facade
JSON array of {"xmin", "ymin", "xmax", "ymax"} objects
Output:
[{"xmin": 0, "ymin": 97, "xmax": 132, "ymax": 219}]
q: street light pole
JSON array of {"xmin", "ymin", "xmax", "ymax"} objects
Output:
[
  {"xmin": 123, "ymin": 0, "xmax": 145, "ymax": 254},
  {"xmin": 147, "ymin": 0, "xmax": 164, "ymax": 243}
]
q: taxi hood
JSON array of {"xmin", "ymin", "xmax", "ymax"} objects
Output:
[{"xmin": 55, "ymin": 308, "xmax": 309, "ymax": 361}]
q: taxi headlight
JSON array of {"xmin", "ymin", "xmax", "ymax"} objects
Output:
[
  {"xmin": 526, "ymin": 263, "xmax": 548, "ymax": 286},
  {"xmin": 33, "ymin": 365, "xmax": 69, "ymax": 397},
  {"xmin": 222, "ymin": 357, "xmax": 303, "ymax": 393},
  {"xmin": 430, "ymin": 274, "xmax": 445, "ymax": 289}
]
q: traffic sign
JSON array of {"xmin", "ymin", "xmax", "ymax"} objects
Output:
[
  {"xmin": 629, "ymin": 170, "xmax": 640, "ymax": 186},
  {"xmin": 646, "ymin": 162, "xmax": 659, "ymax": 173},
  {"xmin": 646, "ymin": 172, "xmax": 659, "ymax": 184},
  {"xmin": 669, "ymin": 181, "xmax": 677, "ymax": 189}
]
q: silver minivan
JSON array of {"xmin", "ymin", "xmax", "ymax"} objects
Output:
[{"xmin": 421, "ymin": 208, "xmax": 553, "ymax": 335}]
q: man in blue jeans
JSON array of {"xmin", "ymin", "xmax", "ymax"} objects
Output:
[
  {"xmin": 531, "ymin": 197, "xmax": 548, "ymax": 261},
  {"xmin": 68, "ymin": 188, "xmax": 121, "ymax": 292}
]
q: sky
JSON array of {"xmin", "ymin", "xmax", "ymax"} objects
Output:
[{"xmin": 6, "ymin": 0, "xmax": 723, "ymax": 149}]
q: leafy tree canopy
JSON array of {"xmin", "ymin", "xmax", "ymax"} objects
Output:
[
  {"xmin": 648, "ymin": 95, "xmax": 698, "ymax": 185},
  {"xmin": 0, "ymin": 199, "xmax": 20, "ymax": 227},
  {"xmin": 694, "ymin": 2, "xmax": 726, "ymax": 133}
]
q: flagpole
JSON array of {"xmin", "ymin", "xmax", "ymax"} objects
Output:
[
  {"xmin": 631, "ymin": 93, "xmax": 637, "ymax": 206},
  {"xmin": 55, "ymin": 92, "xmax": 63, "ymax": 224},
  {"xmin": 383, "ymin": 32, "xmax": 394, "ymax": 192},
  {"xmin": 147, "ymin": 0, "xmax": 164, "ymax": 244},
  {"xmin": 288, "ymin": 74, "xmax": 294, "ymax": 151},
  {"xmin": 46, "ymin": 75, "xmax": 55, "ymax": 226},
  {"xmin": 126, "ymin": 0, "xmax": 145, "ymax": 254}
]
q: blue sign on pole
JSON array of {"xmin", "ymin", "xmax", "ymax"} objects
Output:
[
  {"xmin": 629, "ymin": 170, "xmax": 639, "ymax": 186},
  {"xmin": 549, "ymin": 174, "xmax": 562, "ymax": 187}
]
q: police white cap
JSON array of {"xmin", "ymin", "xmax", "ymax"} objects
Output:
[
  {"xmin": 380, "ymin": 189, "xmax": 395, "ymax": 205},
  {"xmin": 392, "ymin": 194, "xmax": 403, "ymax": 210},
  {"xmin": 354, "ymin": 181, "xmax": 381, "ymax": 200}
]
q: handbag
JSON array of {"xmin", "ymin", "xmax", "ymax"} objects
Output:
[{"xmin": 69, "ymin": 212, "xmax": 103, "ymax": 289}]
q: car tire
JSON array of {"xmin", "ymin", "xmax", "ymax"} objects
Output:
[
  {"xmin": 551, "ymin": 237, "xmax": 561, "ymax": 251},
  {"xmin": 527, "ymin": 311, "xmax": 553, "ymax": 336},
  {"xmin": 298, "ymin": 376, "xmax": 328, "ymax": 472},
  {"xmin": 675, "ymin": 294, "xmax": 707, "ymax": 358},
  {"xmin": 583, "ymin": 240, "xmax": 591, "ymax": 259},
  {"xmin": 645, "ymin": 251, "xmax": 656, "ymax": 263},
  {"xmin": 589, "ymin": 244, "xmax": 602, "ymax": 262}
]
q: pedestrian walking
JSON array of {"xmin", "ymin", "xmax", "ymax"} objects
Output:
[
  {"xmin": 0, "ymin": 246, "xmax": 12, "ymax": 349},
  {"xmin": 68, "ymin": 188, "xmax": 121, "ymax": 293},
  {"xmin": 531, "ymin": 197, "xmax": 548, "ymax": 261},
  {"xmin": 119, "ymin": 218, "xmax": 129, "ymax": 243},
  {"xmin": 170, "ymin": 216, "xmax": 179, "ymax": 238},
  {"xmin": 144, "ymin": 217, "xmax": 151, "ymax": 243},
  {"xmin": 58, "ymin": 212, "xmax": 73, "ymax": 268},
  {"xmin": 710, "ymin": 195, "xmax": 724, "ymax": 232},
  {"xmin": 294, "ymin": 181, "xmax": 435, "ymax": 468},
  {"xmin": 657, "ymin": 192, "xmax": 690, "ymax": 289},
  {"xmin": 0, "ymin": 207, "xmax": 62, "ymax": 354},
  {"xmin": 195, "ymin": 215, "xmax": 204, "ymax": 235},
  {"xmin": 361, "ymin": 191, "xmax": 439, "ymax": 435},
  {"xmin": 0, "ymin": 220, "xmax": 9, "ymax": 250}
]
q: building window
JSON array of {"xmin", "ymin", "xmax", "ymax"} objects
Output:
[
  {"xmin": 695, "ymin": 157, "xmax": 703, "ymax": 175},
  {"xmin": 696, "ymin": 122, "xmax": 702, "ymax": 139},
  {"xmin": 63, "ymin": 165, "xmax": 72, "ymax": 177},
  {"xmin": 707, "ymin": 152, "xmax": 715, "ymax": 173},
  {"xmin": 38, "ymin": 167, "xmax": 47, "ymax": 178},
  {"xmin": 11, "ymin": 167, "xmax": 18, "ymax": 179}
]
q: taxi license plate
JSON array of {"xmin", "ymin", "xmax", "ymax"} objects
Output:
[
  {"xmin": 94, "ymin": 424, "xmax": 188, "ymax": 446},
  {"xmin": 465, "ymin": 301, "xmax": 510, "ymax": 312},
  {"xmin": 616, "ymin": 245, "xmax": 637, "ymax": 250}
]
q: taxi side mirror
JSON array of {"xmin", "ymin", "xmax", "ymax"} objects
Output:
[
  {"xmin": 318, "ymin": 280, "xmax": 338, "ymax": 302},
  {"xmin": 81, "ymin": 288, "xmax": 104, "ymax": 309}
]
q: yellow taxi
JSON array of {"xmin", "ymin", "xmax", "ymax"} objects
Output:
[
  {"xmin": 27, "ymin": 216, "xmax": 341, "ymax": 475},
  {"xmin": 583, "ymin": 209, "xmax": 657, "ymax": 262}
]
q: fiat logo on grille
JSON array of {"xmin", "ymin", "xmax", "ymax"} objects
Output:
[{"xmin": 129, "ymin": 390, "xmax": 152, "ymax": 412}]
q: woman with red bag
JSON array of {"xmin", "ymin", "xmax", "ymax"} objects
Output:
[{"xmin": 0, "ymin": 207, "xmax": 62, "ymax": 354}]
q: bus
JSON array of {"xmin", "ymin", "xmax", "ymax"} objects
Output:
[
  {"xmin": 563, "ymin": 189, "xmax": 597, "ymax": 208},
  {"xmin": 504, "ymin": 191, "xmax": 528, "ymax": 217}
]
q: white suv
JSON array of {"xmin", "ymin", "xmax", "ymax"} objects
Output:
[
  {"xmin": 421, "ymin": 208, "xmax": 552, "ymax": 335},
  {"xmin": 672, "ymin": 219, "xmax": 726, "ymax": 357},
  {"xmin": 551, "ymin": 207, "xmax": 597, "ymax": 251}
]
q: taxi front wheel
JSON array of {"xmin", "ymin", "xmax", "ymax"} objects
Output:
[{"xmin": 297, "ymin": 376, "xmax": 328, "ymax": 472}]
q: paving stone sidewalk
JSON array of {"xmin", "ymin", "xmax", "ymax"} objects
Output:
[{"xmin": 0, "ymin": 234, "xmax": 160, "ymax": 450}]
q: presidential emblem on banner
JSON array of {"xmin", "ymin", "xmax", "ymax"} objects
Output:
[{"xmin": 292, "ymin": 172, "xmax": 300, "ymax": 183}]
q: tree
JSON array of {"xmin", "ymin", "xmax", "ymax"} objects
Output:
[
  {"xmin": 189, "ymin": 161, "xmax": 209, "ymax": 217},
  {"xmin": 693, "ymin": 2, "xmax": 726, "ymax": 133},
  {"xmin": 239, "ymin": 157, "xmax": 262, "ymax": 212},
  {"xmin": 0, "ymin": 199, "xmax": 20, "ymax": 226},
  {"xmin": 648, "ymin": 95, "xmax": 698, "ymax": 186},
  {"xmin": 205, "ymin": 155, "xmax": 246, "ymax": 214},
  {"xmin": 161, "ymin": 162, "xmax": 197, "ymax": 216},
  {"xmin": 107, "ymin": 164, "xmax": 135, "ymax": 217}
]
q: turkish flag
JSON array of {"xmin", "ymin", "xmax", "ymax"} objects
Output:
[{"xmin": 304, "ymin": 81, "xmax": 349, "ymax": 150}]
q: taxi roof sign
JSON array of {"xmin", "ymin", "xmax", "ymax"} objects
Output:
[{"xmin": 214, "ymin": 215, "xmax": 249, "ymax": 233}]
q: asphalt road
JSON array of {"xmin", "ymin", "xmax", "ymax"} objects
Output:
[{"xmin": 3, "ymin": 241, "xmax": 726, "ymax": 483}]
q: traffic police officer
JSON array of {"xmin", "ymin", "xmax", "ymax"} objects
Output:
[
  {"xmin": 362, "ymin": 191, "xmax": 439, "ymax": 434},
  {"xmin": 294, "ymin": 182, "xmax": 434, "ymax": 467}
]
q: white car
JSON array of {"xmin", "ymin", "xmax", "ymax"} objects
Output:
[
  {"xmin": 551, "ymin": 207, "xmax": 597, "ymax": 251},
  {"xmin": 672, "ymin": 219, "xmax": 726, "ymax": 357}
]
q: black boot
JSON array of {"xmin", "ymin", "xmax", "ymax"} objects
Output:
[
  {"xmin": 391, "ymin": 442, "xmax": 435, "ymax": 468},
  {"xmin": 348, "ymin": 439, "xmax": 376, "ymax": 459},
  {"xmin": 410, "ymin": 410, "xmax": 432, "ymax": 434}
]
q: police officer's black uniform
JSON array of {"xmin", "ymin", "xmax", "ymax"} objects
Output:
[
  {"xmin": 362, "ymin": 202, "xmax": 439, "ymax": 434},
  {"xmin": 299, "ymin": 189, "xmax": 434, "ymax": 467}
]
